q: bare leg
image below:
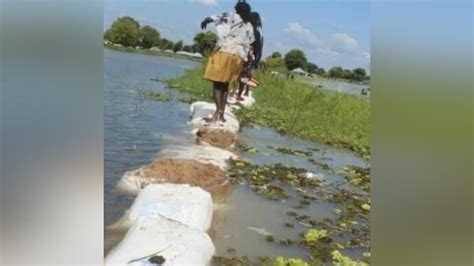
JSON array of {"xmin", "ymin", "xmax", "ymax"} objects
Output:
[
  {"xmin": 243, "ymin": 84, "xmax": 250, "ymax": 96},
  {"xmin": 220, "ymin": 83, "xmax": 229, "ymax": 122},
  {"xmin": 237, "ymin": 80, "xmax": 245, "ymax": 97},
  {"xmin": 209, "ymin": 82, "xmax": 222, "ymax": 122}
]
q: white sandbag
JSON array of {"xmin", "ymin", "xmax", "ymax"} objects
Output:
[
  {"xmin": 127, "ymin": 184, "xmax": 213, "ymax": 231},
  {"xmin": 115, "ymin": 144, "xmax": 237, "ymax": 195},
  {"xmin": 105, "ymin": 216, "xmax": 215, "ymax": 266},
  {"xmin": 190, "ymin": 102, "xmax": 240, "ymax": 134},
  {"xmin": 158, "ymin": 144, "xmax": 238, "ymax": 170},
  {"xmin": 228, "ymin": 91, "xmax": 256, "ymax": 108}
]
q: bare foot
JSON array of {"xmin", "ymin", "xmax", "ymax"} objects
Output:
[
  {"xmin": 219, "ymin": 111, "xmax": 227, "ymax": 123},
  {"xmin": 203, "ymin": 111, "xmax": 219, "ymax": 123}
]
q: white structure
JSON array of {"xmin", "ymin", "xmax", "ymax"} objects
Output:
[
  {"xmin": 164, "ymin": 49, "xmax": 175, "ymax": 53},
  {"xmin": 105, "ymin": 184, "xmax": 215, "ymax": 266},
  {"xmin": 105, "ymin": 216, "xmax": 215, "ymax": 265},
  {"xmin": 291, "ymin": 67, "xmax": 308, "ymax": 76},
  {"xmin": 177, "ymin": 51, "xmax": 204, "ymax": 58}
]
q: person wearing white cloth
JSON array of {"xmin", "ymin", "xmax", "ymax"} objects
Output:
[{"xmin": 201, "ymin": 0, "xmax": 254, "ymax": 123}]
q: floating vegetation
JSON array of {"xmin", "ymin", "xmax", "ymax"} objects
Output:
[
  {"xmin": 150, "ymin": 76, "xmax": 168, "ymax": 83},
  {"xmin": 259, "ymin": 184, "xmax": 289, "ymax": 200},
  {"xmin": 177, "ymin": 95, "xmax": 199, "ymax": 104},
  {"xmin": 283, "ymin": 222, "xmax": 295, "ymax": 228},
  {"xmin": 237, "ymin": 143, "xmax": 259, "ymax": 153},
  {"xmin": 268, "ymin": 145, "xmax": 313, "ymax": 157},
  {"xmin": 331, "ymin": 250, "xmax": 369, "ymax": 266},
  {"xmin": 265, "ymin": 235, "xmax": 275, "ymax": 242},
  {"xmin": 308, "ymin": 158, "xmax": 332, "ymax": 172},
  {"xmin": 302, "ymin": 229, "xmax": 328, "ymax": 247},
  {"xmin": 340, "ymin": 166, "xmax": 370, "ymax": 192},
  {"xmin": 226, "ymin": 158, "xmax": 371, "ymax": 264},
  {"xmin": 228, "ymin": 160, "xmax": 322, "ymax": 192},
  {"xmin": 135, "ymin": 88, "xmax": 172, "ymax": 102}
]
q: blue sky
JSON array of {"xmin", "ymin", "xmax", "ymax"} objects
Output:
[{"xmin": 104, "ymin": 0, "xmax": 370, "ymax": 71}]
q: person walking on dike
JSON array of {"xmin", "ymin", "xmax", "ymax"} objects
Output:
[
  {"xmin": 236, "ymin": 12, "xmax": 264, "ymax": 101},
  {"xmin": 201, "ymin": 0, "xmax": 255, "ymax": 123}
]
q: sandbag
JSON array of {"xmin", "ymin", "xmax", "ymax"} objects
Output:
[
  {"xmin": 115, "ymin": 145, "xmax": 237, "ymax": 195},
  {"xmin": 190, "ymin": 102, "xmax": 240, "ymax": 134},
  {"xmin": 105, "ymin": 216, "xmax": 215, "ymax": 266},
  {"xmin": 228, "ymin": 91, "xmax": 256, "ymax": 108},
  {"xmin": 127, "ymin": 184, "xmax": 213, "ymax": 231}
]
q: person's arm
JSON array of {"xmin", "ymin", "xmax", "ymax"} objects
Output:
[
  {"xmin": 201, "ymin": 12, "xmax": 228, "ymax": 30},
  {"xmin": 201, "ymin": 17, "xmax": 214, "ymax": 30}
]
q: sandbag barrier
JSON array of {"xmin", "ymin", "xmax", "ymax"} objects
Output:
[{"xmin": 106, "ymin": 92, "xmax": 256, "ymax": 265}]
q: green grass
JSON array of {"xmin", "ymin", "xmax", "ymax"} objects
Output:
[
  {"xmin": 167, "ymin": 66, "xmax": 370, "ymax": 158},
  {"xmin": 104, "ymin": 44, "xmax": 203, "ymax": 62},
  {"xmin": 166, "ymin": 65, "xmax": 213, "ymax": 102}
]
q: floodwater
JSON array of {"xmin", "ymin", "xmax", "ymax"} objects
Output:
[
  {"xmin": 299, "ymin": 76, "xmax": 370, "ymax": 97},
  {"xmin": 211, "ymin": 126, "xmax": 368, "ymax": 261},
  {"xmin": 104, "ymin": 49, "xmax": 199, "ymax": 252},
  {"xmin": 104, "ymin": 49, "xmax": 369, "ymax": 261}
]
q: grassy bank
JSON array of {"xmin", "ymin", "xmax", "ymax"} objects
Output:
[
  {"xmin": 167, "ymin": 67, "xmax": 370, "ymax": 158},
  {"xmin": 104, "ymin": 44, "xmax": 202, "ymax": 62}
]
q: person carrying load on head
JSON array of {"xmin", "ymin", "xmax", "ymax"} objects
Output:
[{"xmin": 200, "ymin": 0, "xmax": 255, "ymax": 123}]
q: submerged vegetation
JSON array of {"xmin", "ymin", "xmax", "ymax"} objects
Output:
[
  {"xmin": 166, "ymin": 67, "xmax": 370, "ymax": 158},
  {"xmin": 135, "ymin": 88, "xmax": 172, "ymax": 102}
]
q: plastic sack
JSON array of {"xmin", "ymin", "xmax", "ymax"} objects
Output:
[
  {"xmin": 105, "ymin": 216, "xmax": 215, "ymax": 266},
  {"xmin": 127, "ymin": 184, "xmax": 213, "ymax": 231}
]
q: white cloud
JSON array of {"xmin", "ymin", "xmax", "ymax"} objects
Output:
[
  {"xmin": 330, "ymin": 33, "xmax": 370, "ymax": 61},
  {"xmin": 331, "ymin": 33, "xmax": 358, "ymax": 53},
  {"xmin": 284, "ymin": 22, "xmax": 321, "ymax": 46},
  {"xmin": 190, "ymin": 0, "xmax": 217, "ymax": 6},
  {"xmin": 282, "ymin": 22, "xmax": 370, "ymax": 68}
]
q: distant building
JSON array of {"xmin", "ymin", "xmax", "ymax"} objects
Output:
[
  {"xmin": 291, "ymin": 68, "xmax": 308, "ymax": 76},
  {"xmin": 164, "ymin": 49, "xmax": 175, "ymax": 53},
  {"xmin": 150, "ymin": 47, "xmax": 162, "ymax": 52}
]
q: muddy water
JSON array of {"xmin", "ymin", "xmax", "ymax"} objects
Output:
[
  {"xmin": 104, "ymin": 49, "xmax": 369, "ymax": 261},
  {"xmin": 212, "ymin": 126, "xmax": 368, "ymax": 261}
]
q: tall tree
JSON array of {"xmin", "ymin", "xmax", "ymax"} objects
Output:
[
  {"xmin": 105, "ymin": 16, "xmax": 141, "ymax": 47},
  {"xmin": 182, "ymin": 45, "xmax": 193, "ymax": 52},
  {"xmin": 140, "ymin": 25, "xmax": 160, "ymax": 49},
  {"xmin": 173, "ymin": 40, "xmax": 183, "ymax": 52},
  {"xmin": 352, "ymin": 68, "xmax": 367, "ymax": 81},
  {"xmin": 306, "ymin": 62, "xmax": 318, "ymax": 74},
  {"xmin": 193, "ymin": 31, "xmax": 218, "ymax": 56},
  {"xmin": 265, "ymin": 56, "xmax": 285, "ymax": 69},
  {"xmin": 284, "ymin": 49, "xmax": 308, "ymax": 70},
  {"xmin": 271, "ymin": 51, "xmax": 282, "ymax": 58},
  {"xmin": 158, "ymin": 38, "xmax": 174, "ymax": 50},
  {"xmin": 342, "ymin": 69, "xmax": 354, "ymax": 80},
  {"xmin": 316, "ymin": 68, "xmax": 326, "ymax": 76},
  {"xmin": 328, "ymin": 66, "xmax": 344, "ymax": 78}
]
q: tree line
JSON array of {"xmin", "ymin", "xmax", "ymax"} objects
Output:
[
  {"xmin": 104, "ymin": 16, "xmax": 218, "ymax": 56},
  {"xmin": 104, "ymin": 16, "xmax": 369, "ymax": 82},
  {"xmin": 264, "ymin": 50, "xmax": 369, "ymax": 82}
]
